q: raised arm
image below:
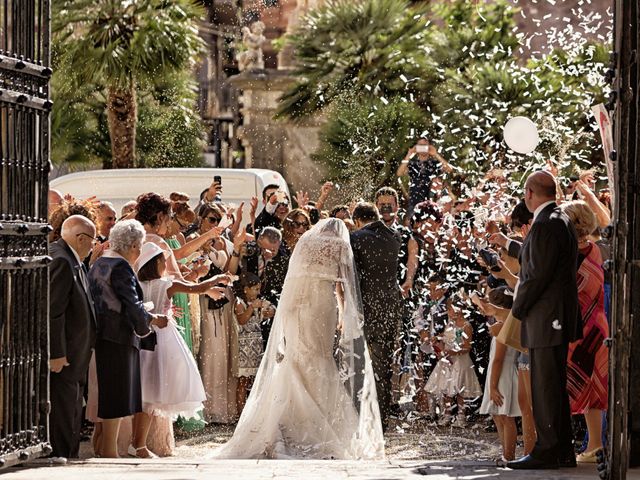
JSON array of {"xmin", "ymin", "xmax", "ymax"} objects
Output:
[
  {"xmin": 171, "ymin": 227, "xmax": 221, "ymax": 260},
  {"xmin": 168, "ymin": 274, "xmax": 231, "ymax": 298},
  {"xmin": 575, "ymin": 180, "xmax": 611, "ymax": 228}
]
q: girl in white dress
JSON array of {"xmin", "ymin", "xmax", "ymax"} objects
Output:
[
  {"xmin": 425, "ymin": 296, "xmax": 482, "ymax": 427},
  {"xmin": 479, "ymin": 331, "xmax": 521, "ymax": 464},
  {"xmin": 133, "ymin": 242, "xmax": 229, "ymax": 456},
  {"xmin": 233, "ymin": 273, "xmax": 266, "ymax": 414}
]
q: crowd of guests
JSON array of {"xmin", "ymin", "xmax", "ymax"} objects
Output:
[{"xmin": 46, "ymin": 135, "xmax": 612, "ymax": 467}]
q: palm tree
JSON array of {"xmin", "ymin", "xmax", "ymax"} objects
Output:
[
  {"xmin": 53, "ymin": 0, "xmax": 205, "ymax": 168},
  {"xmin": 277, "ymin": 0, "xmax": 430, "ymax": 120}
]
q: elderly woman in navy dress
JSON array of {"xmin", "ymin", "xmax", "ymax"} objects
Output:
[{"xmin": 88, "ymin": 220, "xmax": 169, "ymax": 458}]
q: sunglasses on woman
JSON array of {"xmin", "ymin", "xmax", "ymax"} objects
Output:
[
  {"xmin": 292, "ymin": 220, "xmax": 309, "ymax": 228},
  {"xmin": 205, "ymin": 216, "xmax": 221, "ymax": 224}
]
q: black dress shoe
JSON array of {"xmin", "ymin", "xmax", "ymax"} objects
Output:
[{"xmin": 507, "ymin": 455, "xmax": 559, "ymax": 470}]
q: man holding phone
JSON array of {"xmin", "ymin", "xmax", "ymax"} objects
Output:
[
  {"xmin": 254, "ymin": 186, "xmax": 290, "ymax": 235},
  {"xmin": 397, "ymin": 137, "xmax": 454, "ymax": 218}
]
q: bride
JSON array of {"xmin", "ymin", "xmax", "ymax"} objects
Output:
[{"xmin": 214, "ymin": 218, "xmax": 385, "ymax": 459}]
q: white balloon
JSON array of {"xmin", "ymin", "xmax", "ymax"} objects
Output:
[{"xmin": 503, "ymin": 116, "xmax": 539, "ymax": 154}]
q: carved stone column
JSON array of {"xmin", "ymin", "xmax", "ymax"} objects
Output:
[{"xmin": 229, "ymin": 70, "xmax": 325, "ymax": 192}]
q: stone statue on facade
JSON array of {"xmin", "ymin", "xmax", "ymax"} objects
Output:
[{"xmin": 237, "ymin": 21, "xmax": 267, "ymax": 72}]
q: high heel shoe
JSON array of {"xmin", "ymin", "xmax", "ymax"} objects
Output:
[
  {"xmin": 576, "ymin": 448, "xmax": 602, "ymax": 464},
  {"xmin": 128, "ymin": 444, "xmax": 158, "ymax": 459}
]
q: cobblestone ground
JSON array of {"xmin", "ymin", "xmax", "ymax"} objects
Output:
[{"xmin": 4, "ymin": 418, "xmax": 637, "ymax": 479}]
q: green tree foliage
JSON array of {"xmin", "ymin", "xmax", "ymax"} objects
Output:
[
  {"xmin": 52, "ymin": 0, "xmax": 206, "ymax": 168},
  {"xmin": 314, "ymin": 96, "xmax": 427, "ymax": 200},
  {"xmin": 280, "ymin": 0, "xmax": 609, "ymax": 191}
]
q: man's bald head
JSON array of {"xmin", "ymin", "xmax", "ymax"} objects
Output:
[
  {"xmin": 526, "ymin": 171, "xmax": 557, "ymax": 199},
  {"xmin": 523, "ymin": 170, "xmax": 558, "ymax": 213},
  {"xmin": 60, "ymin": 215, "xmax": 96, "ymax": 259}
]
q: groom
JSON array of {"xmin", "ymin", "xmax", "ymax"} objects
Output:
[{"xmin": 350, "ymin": 202, "xmax": 402, "ymax": 430}]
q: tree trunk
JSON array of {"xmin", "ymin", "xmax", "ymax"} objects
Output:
[{"xmin": 106, "ymin": 86, "xmax": 137, "ymax": 169}]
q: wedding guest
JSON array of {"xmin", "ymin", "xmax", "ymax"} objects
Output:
[
  {"xmin": 425, "ymin": 296, "xmax": 482, "ymax": 428},
  {"xmin": 375, "ymin": 187, "xmax": 420, "ymax": 411},
  {"xmin": 253, "ymin": 184, "xmax": 284, "ymax": 234},
  {"xmin": 136, "ymin": 193, "xmax": 195, "ymax": 352},
  {"xmin": 239, "ymin": 226, "xmax": 289, "ymax": 346},
  {"xmin": 561, "ymin": 201, "xmax": 609, "ymax": 463},
  {"xmin": 49, "ymin": 198, "xmax": 97, "ymax": 242},
  {"xmin": 88, "ymin": 220, "xmax": 169, "ymax": 458},
  {"xmin": 375, "ymin": 187, "xmax": 419, "ymax": 297},
  {"xmin": 135, "ymin": 242, "xmax": 228, "ymax": 456},
  {"xmin": 508, "ymin": 171, "xmax": 581, "ymax": 470},
  {"xmin": 479, "ymin": 292, "xmax": 521, "ymax": 465},
  {"xmin": 412, "ymin": 272, "xmax": 449, "ymax": 416},
  {"xmin": 96, "ymin": 201, "xmax": 117, "ymax": 242},
  {"xmin": 197, "ymin": 208, "xmax": 240, "ymax": 423},
  {"xmin": 232, "ymin": 273, "xmax": 265, "ymax": 414},
  {"xmin": 166, "ymin": 201, "xmax": 197, "ymax": 248},
  {"xmin": 120, "ymin": 200, "xmax": 137, "ymax": 220},
  {"xmin": 396, "ymin": 136, "xmax": 454, "ymax": 216},
  {"xmin": 350, "ymin": 202, "xmax": 402, "ymax": 430},
  {"xmin": 282, "ymin": 209, "xmax": 310, "ymax": 254},
  {"xmin": 49, "ymin": 215, "xmax": 97, "ymax": 460}
]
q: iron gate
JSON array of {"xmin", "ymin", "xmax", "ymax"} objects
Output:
[{"xmin": 0, "ymin": 0, "xmax": 52, "ymax": 468}]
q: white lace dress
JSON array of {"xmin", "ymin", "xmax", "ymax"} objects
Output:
[
  {"xmin": 213, "ymin": 219, "xmax": 384, "ymax": 460},
  {"xmin": 139, "ymin": 277, "xmax": 207, "ymax": 419}
]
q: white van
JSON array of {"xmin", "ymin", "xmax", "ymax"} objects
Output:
[{"xmin": 50, "ymin": 168, "xmax": 290, "ymax": 218}]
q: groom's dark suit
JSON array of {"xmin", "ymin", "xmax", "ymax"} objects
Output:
[
  {"xmin": 350, "ymin": 221, "xmax": 402, "ymax": 429},
  {"xmin": 512, "ymin": 202, "xmax": 582, "ymax": 464}
]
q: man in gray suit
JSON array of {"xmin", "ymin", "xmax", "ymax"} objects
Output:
[
  {"xmin": 49, "ymin": 215, "xmax": 97, "ymax": 459},
  {"xmin": 507, "ymin": 171, "xmax": 582, "ymax": 470},
  {"xmin": 350, "ymin": 203, "xmax": 402, "ymax": 430}
]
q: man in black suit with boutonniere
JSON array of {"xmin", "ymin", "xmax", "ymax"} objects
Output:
[
  {"xmin": 350, "ymin": 202, "xmax": 402, "ymax": 431},
  {"xmin": 507, "ymin": 171, "xmax": 582, "ymax": 470},
  {"xmin": 49, "ymin": 215, "xmax": 97, "ymax": 460}
]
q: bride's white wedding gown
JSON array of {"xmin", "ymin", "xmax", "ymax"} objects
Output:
[{"xmin": 214, "ymin": 219, "xmax": 385, "ymax": 460}]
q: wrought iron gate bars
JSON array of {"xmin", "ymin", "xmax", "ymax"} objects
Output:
[{"xmin": 0, "ymin": 0, "xmax": 51, "ymax": 468}]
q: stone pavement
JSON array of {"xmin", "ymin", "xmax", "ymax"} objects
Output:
[
  {"xmin": 4, "ymin": 420, "xmax": 638, "ymax": 479},
  {"xmin": 4, "ymin": 458, "xmax": 636, "ymax": 480}
]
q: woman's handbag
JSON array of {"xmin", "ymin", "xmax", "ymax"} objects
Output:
[{"xmin": 496, "ymin": 311, "xmax": 527, "ymax": 353}]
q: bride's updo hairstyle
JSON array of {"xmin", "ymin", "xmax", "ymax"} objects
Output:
[
  {"xmin": 312, "ymin": 217, "xmax": 347, "ymax": 239},
  {"xmin": 135, "ymin": 192, "xmax": 171, "ymax": 227}
]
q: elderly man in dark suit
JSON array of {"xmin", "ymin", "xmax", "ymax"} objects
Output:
[
  {"xmin": 350, "ymin": 202, "xmax": 402, "ymax": 430},
  {"xmin": 236, "ymin": 226, "xmax": 290, "ymax": 347},
  {"xmin": 49, "ymin": 215, "xmax": 97, "ymax": 459},
  {"xmin": 507, "ymin": 171, "xmax": 582, "ymax": 470}
]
